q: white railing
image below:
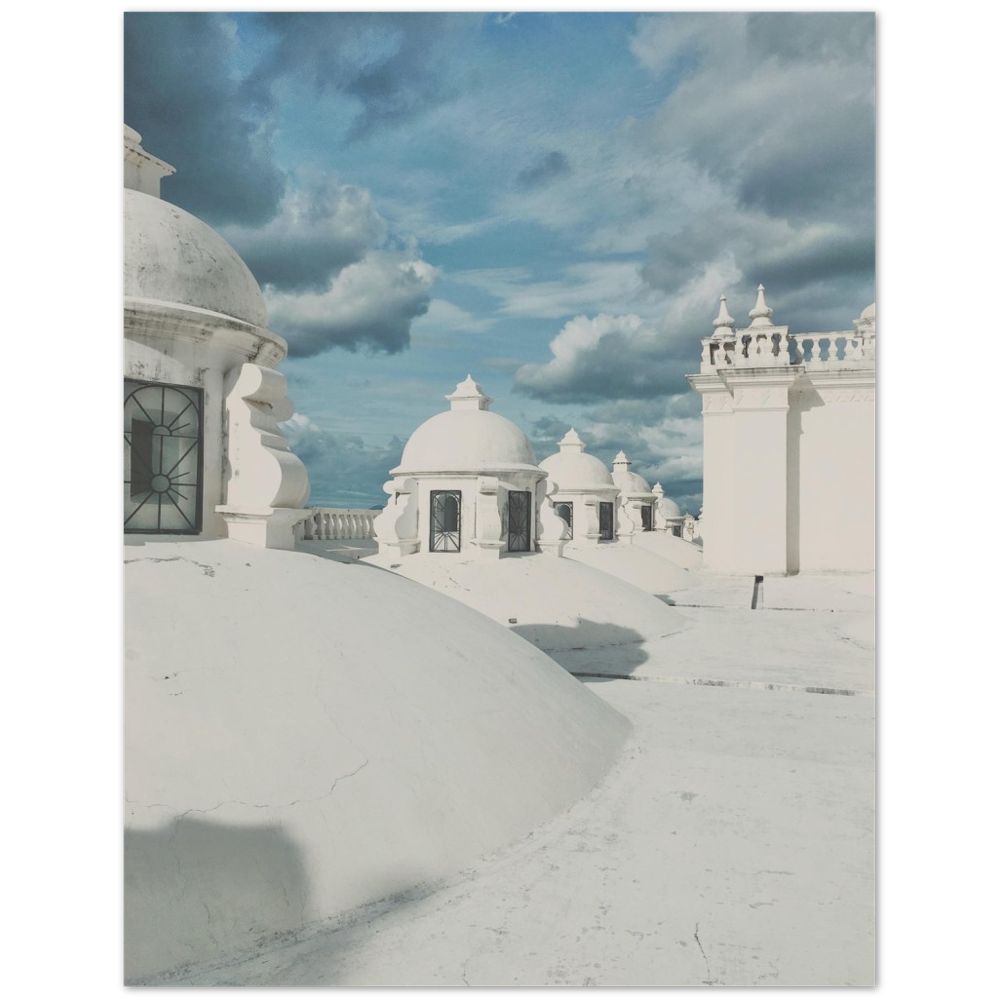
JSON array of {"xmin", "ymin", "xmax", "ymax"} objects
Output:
[
  {"xmin": 701, "ymin": 329, "xmax": 875, "ymax": 373},
  {"xmin": 300, "ymin": 507, "xmax": 379, "ymax": 541}
]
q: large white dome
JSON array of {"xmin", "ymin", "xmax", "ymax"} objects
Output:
[
  {"xmin": 125, "ymin": 541, "xmax": 629, "ymax": 981},
  {"xmin": 394, "ymin": 377, "xmax": 539, "ymax": 475},
  {"xmin": 124, "ymin": 187, "xmax": 269, "ymax": 329}
]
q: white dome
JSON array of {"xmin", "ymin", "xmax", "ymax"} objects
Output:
[
  {"xmin": 124, "ymin": 187, "xmax": 269, "ymax": 329},
  {"xmin": 394, "ymin": 377, "xmax": 540, "ymax": 475},
  {"xmin": 540, "ymin": 450, "xmax": 614, "ymax": 491},
  {"xmin": 861, "ymin": 302, "xmax": 875, "ymax": 321},
  {"xmin": 615, "ymin": 470, "xmax": 654, "ymax": 496},
  {"xmin": 611, "ymin": 451, "xmax": 654, "ymax": 497},
  {"xmin": 396, "ymin": 409, "xmax": 538, "ymax": 474},
  {"xmin": 539, "ymin": 429, "xmax": 614, "ymax": 492},
  {"xmin": 658, "ymin": 495, "xmax": 682, "ymax": 518}
]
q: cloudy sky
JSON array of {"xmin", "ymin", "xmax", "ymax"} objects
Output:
[{"xmin": 124, "ymin": 11, "xmax": 875, "ymax": 510}]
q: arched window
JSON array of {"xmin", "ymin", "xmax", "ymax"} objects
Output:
[
  {"xmin": 554, "ymin": 502, "xmax": 573, "ymax": 539},
  {"xmin": 124, "ymin": 379, "xmax": 203, "ymax": 533},
  {"xmin": 430, "ymin": 490, "xmax": 461, "ymax": 552}
]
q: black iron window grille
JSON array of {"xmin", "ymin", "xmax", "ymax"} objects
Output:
[
  {"xmin": 641, "ymin": 504, "xmax": 653, "ymax": 531},
  {"xmin": 507, "ymin": 490, "xmax": 532, "ymax": 552},
  {"xmin": 124, "ymin": 379, "xmax": 204, "ymax": 534},
  {"xmin": 554, "ymin": 502, "xmax": 573, "ymax": 539},
  {"xmin": 599, "ymin": 501, "xmax": 615, "ymax": 540},
  {"xmin": 429, "ymin": 490, "xmax": 462, "ymax": 552}
]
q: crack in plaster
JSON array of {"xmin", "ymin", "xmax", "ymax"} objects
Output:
[
  {"xmin": 129, "ymin": 760, "xmax": 370, "ymax": 818},
  {"xmin": 693, "ymin": 922, "xmax": 721, "ymax": 986},
  {"xmin": 124, "ymin": 555, "xmax": 216, "ymax": 577}
]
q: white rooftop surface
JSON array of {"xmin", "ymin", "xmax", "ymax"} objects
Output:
[
  {"xmin": 129, "ymin": 540, "xmax": 874, "ymax": 986},
  {"xmin": 360, "ymin": 548, "xmax": 688, "ymax": 651},
  {"xmin": 561, "ymin": 539, "xmax": 693, "ymax": 597},
  {"xmin": 632, "ymin": 529, "xmax": 705, "ymax": 570},
  {"xmin": 165, "ymin": 569, "xmax": 874, "ymax": 986}
]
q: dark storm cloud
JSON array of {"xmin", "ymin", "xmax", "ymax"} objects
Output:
[
  {"xmin": 516, "ymin": 151, "xmax": 572, "ymax": 191},
  {"xmin": 643, "ymin": 218, "xmax": 873, "ymax": 301},
  {"xmin": 124, "ymin": 13, "xmax": 285, "ymax": 226},
  {"xmin": 222, "ymin": 177, "xmax": 389, "ymax": 294},
  {"xmin": 125, "ymin": 12, "xmax": 479, "ymax": 226},
  {"xmin": 282, "ymin": 416, "xmax": 405, "ymax": 508},
  {"xmin": 736, "ymin": 95, "xmax": 874, "ymax": 219},
  {"xmin": 268, "ymin": 253, "xmax": 435, "ymax": 358},
  {"xmin": 513, "ymin": 314, "xmax": 693, "ymax": 405},
  {"xmin": 244, "ymin": 12, "xmax": 478, "ymax": 141},
  {"xmin": 745, "ymin": 12, "xmax": 874, "ymax": 64}
]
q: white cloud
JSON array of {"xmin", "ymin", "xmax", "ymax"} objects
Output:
[
  {"xmin": 267, "ymin": 252, "xmax": 437, "ymax": 356},
  {"xmin": 223, "ymin": 174, "xmax": 388, "ymax": 293}
]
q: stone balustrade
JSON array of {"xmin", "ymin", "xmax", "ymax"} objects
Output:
[
  {"xmin": 701, "ymin": 329, "xmax": 875, "ymax": 373},
  {"xmin": 300, "ymin": 507, "xmax": 379, "ymax": 541}
]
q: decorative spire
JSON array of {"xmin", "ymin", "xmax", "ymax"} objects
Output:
[
  {"xmin": 712, "ymin": 294, "xmax": 737, "ymax": 337},
  {"xmin": 446, "ymin": 374, "xmax": 493, "ymax": 411},
  {"xmin": 652, "ymin": 482, "xmax": 664, "ymax": 496},
  {"xmin": 612, "ymin": 450, "xmax": 631, "ymax": 468},
  {"xmin": 749, "ymin": 284, "xmax": 774, "ymax": 328},
  {"xmin": 559, "ymin": 428, "xmax": 585, "ymax": 452}
]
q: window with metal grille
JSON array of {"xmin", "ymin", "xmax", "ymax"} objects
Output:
[
  {"xmin": 554, "ymin": 502, "xmax": 573, "ymax": 539},
  {"xmin": 124, "ymin": 379, "xmax": 203, "ymax": 533},
  {"xmin": 429, "ymin": 490, "xmax": 461, "ymax": 552},
  {"xmin": 507, "ymin": 490, "xmax": 532, "ymax": 552},
  {"xmin": 599, "ymin": 501, "xmax": 614, "ymax": 540}
]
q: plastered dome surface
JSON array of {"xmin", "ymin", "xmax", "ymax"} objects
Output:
[
  {"xmin": 395, "ymin": 407, "xmax": 539, "ymax": 474},
  {"xmin": 124, "ymin": 187, "xmax": 269, "ymax": 328},
  {"xmin": 125, "ymin": 541, "xmax": 629, "ymax": 982},
  {"xmin": 540, "ymin": 450, "xmax": 614, "ymax": 491},
  {"xmin": 657, "ymin": 496, "xmax": 682, "ymax": 519},
  {"xmin": 618, "ymin": 470, "xmax": 653, "ymax": 494}
]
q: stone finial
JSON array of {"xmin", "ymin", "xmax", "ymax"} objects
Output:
[
  {"xmin": 124, "ymin": 123, "xmax": 176, "ymax": 199},
  {"xmin": 612, "ymin": 450, "xmax": 631, "ymax": 469},
  {"xmin": 749, "ymin": 284, "xmax": 774, "ymax": 328},
  {"xmin": 446, "ymin": 374, "xmax": 493, "ymax": 411},
  {"xmin": 652, "ymin": 482, "xmax": 664, "ymax": 497},
  {"xmin": 559, "ymin": 428, "xmax": 586, "ymax": 452},
  {"xmin": 712, "ymin": 294, "xmax": 737, "ymax": 337}
]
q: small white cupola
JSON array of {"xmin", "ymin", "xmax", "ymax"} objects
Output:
[
  {"xmin": 538, "ymin": 430, "xmax": 620, "ymax": 545},
  {"xmin": 375, "ymin": 377, "xmax": 558, "ymax": 560}
]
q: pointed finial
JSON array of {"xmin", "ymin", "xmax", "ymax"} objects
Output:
[
  {"xmin": 712, "ymin": 294, "xmax": 736, "ymax": 336},
  {"xmin": 446, "ymin": 374, "xmax": 493, "ymax": 411},
  {"xmin": 559, "ymin": 428, "xmax": 585, "ymax": 452},
  {"xmin": 652, "ymin": 482, "xmax": 664, "ymax": 496},
  {"xmin": 749, "ymin": 284, "xmax": 774, "ymax": 327},
  {"xmin": 612, "ymin": 450, "xmax": 630, "ymax": 467}
]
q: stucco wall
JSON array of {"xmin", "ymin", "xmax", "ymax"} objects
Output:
[
  {"xmin": 795, "ymin": 393, "xmax": 875, "ymax": 572},
  {"xmin": 700, "ymin": 407, "xmax": 736, "ymax": 572}
]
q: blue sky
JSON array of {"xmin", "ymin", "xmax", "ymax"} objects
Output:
[{"xmin": 124, "ymin": 11, "xmax": 875, "ymax": 510}]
